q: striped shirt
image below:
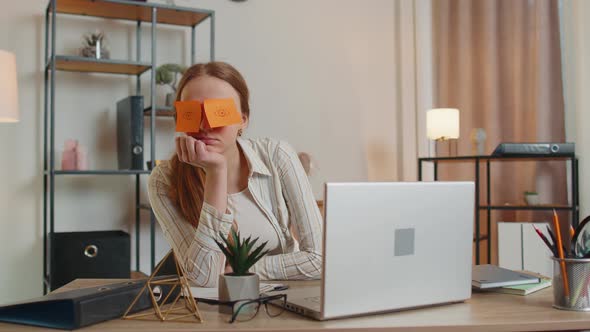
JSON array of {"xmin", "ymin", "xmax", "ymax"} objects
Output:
[{"xmin": 147, "ymin": 137, "xmax": 323, "ymax": 286}]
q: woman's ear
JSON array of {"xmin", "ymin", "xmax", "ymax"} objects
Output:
[{"xmin": 241, "ymin": 114, "xmax": 249, "ymax": 129}]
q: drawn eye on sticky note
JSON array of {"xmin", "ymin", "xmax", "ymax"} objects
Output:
[
  {"xmin": 203, "ymin": 98, "xmax": 242, "ymax": 129},
  {"xmin": 174, "ymin": 100, "xmax": 202, "ymax": 133}
]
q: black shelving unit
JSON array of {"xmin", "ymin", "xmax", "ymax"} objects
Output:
[
  {"xmin": 418, "ymin": 155, "xmax": 579, "ymax": 265},
  {"xmin": 43, "ymin": 0, "xmax": 215, "ymax": 293}
]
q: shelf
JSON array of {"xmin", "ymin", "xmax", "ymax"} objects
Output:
[
  {"xmin": 479, "ymin": 205, "xmax": 573, "ymax": 211},
  {"xmin": 49, "ymin": 56, "xmax": 152, "ymax": 75},
  {"xmin": 52, "ymin": 0, "xmax": 212, "ymax": 27},
  {"xmin": 419, "ymin": 155, "xmax": 575, "ymax": 162},
  {"xmin": 48, "ymin": 170, "xmax": 151, "ymax": 175},
  {"xmin": 144, "ymin": 105, "xmax": 175, "ymax": 117}
]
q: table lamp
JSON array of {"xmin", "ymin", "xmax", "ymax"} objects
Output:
[
  {"xmin": 0, "ymin": 50, "xmax": 19, "ymax": 123},
  {"xmin": 426, "ymin": 108, "xmax": 459, "ymax": 156}
]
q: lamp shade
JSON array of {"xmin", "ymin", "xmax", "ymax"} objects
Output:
[
  {"xmin": 0, "ymin": 50, "xmax": 19, "ymax": 123},
  {"xmin": 426, "ymin": 108, "xmax": 459, "ymax": 140}
]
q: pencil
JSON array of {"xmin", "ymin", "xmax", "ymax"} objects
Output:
[
  {"xmin": 553, "ymin": 209, "xmax": 570, "ymax": 298},
  {"xmin": 532, "ymin": 225, "xmax": 557, "ymax": 256}
]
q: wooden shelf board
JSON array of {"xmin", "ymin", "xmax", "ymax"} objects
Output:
[
  {"xmin": 479, "ymin": 205, "xmax": 573, "ymax": 210},
  {"xmin": 54, "ymin": 0, "xmax": 211, "ymax": 27},
  {"xmin": 53, "ymin": 56, "xmax": 151, "ymax": 75}
]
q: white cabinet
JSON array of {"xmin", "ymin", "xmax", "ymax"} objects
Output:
[{"xmin": 498, "ymin": 222, "xmax": 553, "ymax": 277}]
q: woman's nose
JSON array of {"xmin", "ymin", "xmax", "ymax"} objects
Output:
[{"xmin": 199, "ymin": 112, "xmax": 210, "ymax": 132}]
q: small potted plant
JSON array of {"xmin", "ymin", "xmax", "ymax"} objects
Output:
[
  {"xmin": 524, "ymin": 191, "xmax": 540, "ymax": 206},
  {"xmin": 79, "ymin": 30, "xmax": 110, "ymax": 59},
  {"xmin": 213, "ymin": 229, "xmax": 269, "ymax": 314},
  {"xmin": 155, "ymin": 63, "xmax": 187, "ymax": 106}
]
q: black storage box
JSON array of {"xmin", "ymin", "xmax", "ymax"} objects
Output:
[{"xmin": 50, "ymin": 231, "xmax": 130, "ymax": 290}]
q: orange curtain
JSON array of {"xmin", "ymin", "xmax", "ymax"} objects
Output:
[{"xmin": 432, "ymin": 0, "xmax": 567, "ymax": 263}]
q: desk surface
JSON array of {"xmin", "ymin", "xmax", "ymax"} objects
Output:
[{"xmin": 1, "ymin": 279, "xmax": 589, "ymax": 332}]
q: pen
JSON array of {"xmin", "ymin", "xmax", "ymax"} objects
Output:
[
  {"xmin": 532, "ymin": 225, "xmax": 557, "ymax": 256},
  {"xmin": 553, "ymin": 209, "xmax": 570, "ymax": 298},
  {"xmin": 546, "ymin": 225, "xmax": 567, "ymax": 256}
]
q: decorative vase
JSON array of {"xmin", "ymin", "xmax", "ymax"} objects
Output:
[
  {"xmin": 470, "ymin": 128, "xmax": 487, "ymax": 155},
  {"xmin": 61, "ymin": 139, "xmax": 78, "ymax": 171},
  {"xmin": 218, "ymin": 273, "xmax": 259, "ymax": 315},
  {"xmin": 80, "ymin": 45, "xmax": 110, "ymax": 59},
  {"xmin": 524, "ymin": 192, "xmax": 540, "ymax": 206},
  {"xmin": 165, "ymin": 92, "xmax": 175, "ymax": 107}
]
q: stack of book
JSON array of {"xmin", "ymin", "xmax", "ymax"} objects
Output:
[{"xmin": 472, "ymin": 264, "xmax": 552, "ymax": 296}]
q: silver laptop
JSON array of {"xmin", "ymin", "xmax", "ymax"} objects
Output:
[{"xmin": 281, "ymin": 181, "xmax": 474, "ymax": 320}]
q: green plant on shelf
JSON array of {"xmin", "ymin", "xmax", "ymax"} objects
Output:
[
  {"xmin": 155, "ymin": 63, "xmax": 187, "ymax": 93},
  {"xmin": 524, "ymin": 191, "xmax": 540, "ymax": 206}
]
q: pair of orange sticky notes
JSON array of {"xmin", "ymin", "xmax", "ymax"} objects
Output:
[{"xmin": 174, "ymin": 98, "xmax": 242, "ymax": 133}]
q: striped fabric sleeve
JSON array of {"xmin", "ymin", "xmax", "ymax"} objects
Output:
[
  {"xmin": 147, "ymin": 165, "xmax": 233, "ymax": 287},
  {"xmin": 250, "ymin": 141, "xmax": 323, "ymax": 280}
]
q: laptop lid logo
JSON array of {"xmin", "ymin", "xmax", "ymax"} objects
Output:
[{"xmin": 394, "ymin": 228, "xmax": 415, "ymax": 256}]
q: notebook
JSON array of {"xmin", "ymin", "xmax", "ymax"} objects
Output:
[
  {"xmin": 472, "ymin": 265, "xmax": 540, "ymax": 289},
  {"xmin": 484, "ymin": 277, "xmax": 552, "ymax": 296}
]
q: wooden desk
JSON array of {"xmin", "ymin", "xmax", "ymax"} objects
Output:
[{"xmin": 1, "ymin": 279, "xmax": 589, "ymax": 331}]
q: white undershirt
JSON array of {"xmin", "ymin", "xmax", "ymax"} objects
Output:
[{"xmin": 227, "ymin": 187, "xmax": 281, "ymax": 255}]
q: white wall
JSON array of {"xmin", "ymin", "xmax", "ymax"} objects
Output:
[{"xmin": 0, "ymin": 0, "xmax": 404, "ymax": 304}]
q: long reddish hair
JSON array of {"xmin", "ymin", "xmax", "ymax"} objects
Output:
[{"xmin": 169, "ymin": 62, "xmax": 250, "ymax": 227}]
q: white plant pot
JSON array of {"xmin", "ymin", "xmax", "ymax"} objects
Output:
[
  {"xmin": 165, "ymin": 92, "xmax": 175, "ymax": 106},
  {"xmin": 218, "ymin": 273, "xmax": 259, "ymax": 315},
  {"xmin": 525, "ymin": 194, "xmax": 540, "ymax": 206}
]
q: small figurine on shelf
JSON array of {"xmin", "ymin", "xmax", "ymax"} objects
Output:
[
  {"xmin": 61, "ymin": 139, "xmax": 88, "ymax": 171},
  {"xmin": 79, "ymin": 30, "xmax": 110, "ymax": 60},
  {"xmin": 470, "ymin": 128, "xmax": 487, "ymax": 155},
  {"xmin": 156, "ymin": 63, "xmax": 187, "ymax": 106}
]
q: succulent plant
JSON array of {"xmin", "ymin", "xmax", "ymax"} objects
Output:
[
  {"xmin": 213, "ymin": 229, "xmax": 270, "ymax": 276},
  {"xmin": 155, "ymin": 63, "xmax": 187, "ymax": 92},
  {"xmin": 80, "ymin": 30, "xmax": 109, "ymax": 59},
  {"xmin": 82, "ymin": 31, "xmax": 105, "ymax": 47}
]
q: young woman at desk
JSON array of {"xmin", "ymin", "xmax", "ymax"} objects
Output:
[{"xmin": 147, "ymin": 62, "xmax": 323, "ymax": 286}]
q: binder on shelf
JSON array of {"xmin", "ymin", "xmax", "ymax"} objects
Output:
[{"xmin": 116, "ymin": 95, "xmax": 144, "ymax": 170}]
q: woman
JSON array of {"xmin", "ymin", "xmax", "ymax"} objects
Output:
[{"xmin": 147, "ymin": 62, "xmax": 323, "ymax": 287}]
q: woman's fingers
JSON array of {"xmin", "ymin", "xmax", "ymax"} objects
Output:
[
  {"xmin": 184, "ymin": 136, "xmax": 197, "ymax": 162},
  {"xmin": 178, "ymin": 136, "xmax": 189, "ymax": 163},
  {"xmin": 195, "ymin": 140, "xmax": 207, "ymax": 161},
  {"xmin": 175, "ymin": 136, "xmax": 184, "ymax": 162}
]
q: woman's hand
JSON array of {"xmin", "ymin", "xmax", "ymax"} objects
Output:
[{"xmin": 175, "ymin": 135, "xmax": 226, "ymax": 172}]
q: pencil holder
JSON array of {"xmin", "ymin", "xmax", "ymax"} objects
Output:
[{"xmin": 551, "ymin": 257, "xmax": 590, "ymax": 311}]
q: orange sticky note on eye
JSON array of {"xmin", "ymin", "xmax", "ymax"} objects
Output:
[
  {"xmin": 203, "ymin": 98, "xmax": 242, "ymax": 128},
  {"xmin": 174, "ymin": 101, "xmax": 202, "ymax": 132}
]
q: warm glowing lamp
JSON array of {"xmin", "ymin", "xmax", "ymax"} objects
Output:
[{"xmin": 426, "ymin": 108, "xmax": 459, "ymax": 156}]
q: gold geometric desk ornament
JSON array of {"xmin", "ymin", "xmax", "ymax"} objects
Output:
[{"xmin": 123, "ymin": 249, "xmax": 203, "ymax": 323}]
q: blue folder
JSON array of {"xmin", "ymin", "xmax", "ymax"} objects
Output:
[{"xmin": 0, "ymin": 279, "xmax": 158, "ymax": 330}]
